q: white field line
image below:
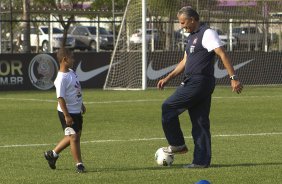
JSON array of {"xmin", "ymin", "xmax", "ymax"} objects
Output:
[
  {"xmin": 1, "ymin": 95, "xmax": 282, "ymax": 104},
  {"xmin": 0, "ymin": 97, "xmax": 56, "ymax": 103},
  {"xmin": 1, "ymin": 132, "xmax": 282, "ymax": 148},
  {"xmin": 0, "ymin": 96, "xmax": 281, "ymax": 148}
]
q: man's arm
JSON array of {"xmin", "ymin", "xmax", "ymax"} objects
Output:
[
  {"xmin": 214, "ymin": 47, "xmax": 243, "ymax": 94},
  {"xmin": 157, "ymin": 52, "xmax": 187, "ymax": 89}
]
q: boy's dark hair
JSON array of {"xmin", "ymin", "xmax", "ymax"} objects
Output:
[{"xmin": 57, "ymin": 47, "xmax": 73, "ymax": 63}]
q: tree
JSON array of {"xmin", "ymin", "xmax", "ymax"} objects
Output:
[
  {"xmin": 91, "ymin": 0, "xmax": 127, "ymax": 12},
  {"xmin": 32, "ymin": 0, "xmax": 86, "ymax": 48},
  {"xmin": 146, "ymin": 0, "xmax": 183, "ymax": 50},
  {"xmin": 22, "ymin": 0, "xmax": 31, "ymax": 53},
  {"xmin": 0, "ymin": 0, "xmax": 23, "ymax": 53}
]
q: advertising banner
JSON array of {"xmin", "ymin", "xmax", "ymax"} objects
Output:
[
  {"xmin": 0, "ymin": 51, "xmax": 281, "ymax": 91},
  {"xmin": 0, "ymin": 52, "xmax": 111, "ymax": 91},
  {"xmin": 0, "ymin": 53, "xmax": 59, "ymax": 90}
]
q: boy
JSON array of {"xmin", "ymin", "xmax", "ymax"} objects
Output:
[{"xmin": 44, "ymin": 47, "xmax": 86, "ymax": 173}]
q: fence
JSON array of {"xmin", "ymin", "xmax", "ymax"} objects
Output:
[
  {"xmin": 142, "ymin": 0, "xmax": 282, "ymax": 52},
  {"xmin": 0, "ymin": 6, "xmax": 122, "ymax": 53},
  {"xmin": 0, "ymin": 0, "xmax": 281, "ymax": 54}
]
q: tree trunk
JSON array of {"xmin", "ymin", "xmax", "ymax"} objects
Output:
[{"xmin": 22, "ymin": 0, "xmax": 31, "ymax": 53}]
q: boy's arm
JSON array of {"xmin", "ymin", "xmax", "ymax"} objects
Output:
[
  {"xmin": 58, "ymin": 97, "xmax": 73, "ymax": 126},
  {"xmin": 81, "ymin": 103, "xmax": 86, "ymax": 114}
]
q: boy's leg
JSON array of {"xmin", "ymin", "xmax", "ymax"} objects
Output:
[
  {"xmin": 69, "ymin": 131, "xmax": 85, "ymax": 173},
  {"xmin": 54, "ymin": 136, "xmax": 70, "ymax": 154},
  {"xmin": 45, "ymin": 112, "xmax": 84, "ymax": 172},
  {"xmin": 66, "ymin": 113, "xmax": 84, "ymax": 173},
  {"xmin": 44, "ymin": 136, "xmax": 70, "ymax": 169},
  {"xmin": 44, "ymin": 111, "xmax": 71, "ymax": 170},
  {"xmin": 69, "ymin": 131, "xmax": 82, "ymax": 163}
]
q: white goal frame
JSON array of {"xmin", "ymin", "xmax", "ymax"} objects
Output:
[
  {"xmin": 103, "ymin": 0, "xmax": 147, "ymax": 90},
  {"xmin": 141, "ymin": 0, "xmax": 147, "ymax": 90}
]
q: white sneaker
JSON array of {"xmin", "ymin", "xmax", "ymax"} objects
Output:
[{"xmin": 162, "ymin": 145, "xmax": 188, "ymax": 154}]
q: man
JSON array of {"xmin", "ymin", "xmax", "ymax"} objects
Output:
[{"xmin": 157, "ymin": 6, "xmax": 243, "ymax": 168}]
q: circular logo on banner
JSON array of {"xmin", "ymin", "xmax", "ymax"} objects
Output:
[{"xmin": 28, "ymin": 54, "xmax": 59, "ymax": 90}]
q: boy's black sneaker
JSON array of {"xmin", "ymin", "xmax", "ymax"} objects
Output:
[
  {"xmin": 76, "ymin": 164, "xmax": 85, "ymax": 173},
  {"xmin": 44, "ymin": 150, "xmax": 58, "ymax": 169}
]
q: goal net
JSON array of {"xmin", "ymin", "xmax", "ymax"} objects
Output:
[
  {"xmin": 103, "ymin": 0, "xmax": 143, "ymax": 90},
  {"xmin": 104, "ymin": 0, "xmax": 282, "ymax": 90},
  {"xmin": 103, "ymin": 0, "xmax": 186, "ymax": 90}
]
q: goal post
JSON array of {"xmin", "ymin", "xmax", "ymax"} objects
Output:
[
  {"xmin": 141, "ymin": 0, "xmax": 147, "ymax": 90},
  {"xmin": 103, "ymin": 0, "xmax": 147, "ymax": 90}
]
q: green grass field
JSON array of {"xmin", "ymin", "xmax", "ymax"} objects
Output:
[{"xmin": 0, "ymin": 86, "xmax": 282, "ymax": 184}]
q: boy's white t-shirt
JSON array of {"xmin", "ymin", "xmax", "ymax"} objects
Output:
[{"xmin": 54, "ymin": 69, "xmax": 83, "ymax": 113}]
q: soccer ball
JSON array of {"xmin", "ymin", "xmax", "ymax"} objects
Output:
[{"xmin": 155, "ymin": 148, "xmax": 174, "ymax": 166}]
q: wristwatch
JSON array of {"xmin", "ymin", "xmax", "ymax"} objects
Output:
[{"xmin": 230, "ymin": 75, "xmax": 239, "ymax": 80}]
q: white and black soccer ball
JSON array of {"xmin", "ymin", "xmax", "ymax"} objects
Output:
[{"xmin": 155, "ymin": 148, "xmax": 174, "ymax": 166}]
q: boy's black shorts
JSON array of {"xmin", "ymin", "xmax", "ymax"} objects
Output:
[{"xmin": 58, "ymin": 111, "xmax": 83, "ymax": 133}]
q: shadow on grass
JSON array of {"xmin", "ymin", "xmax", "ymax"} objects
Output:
[
  {"xmin": 54, "ymin": 162, "xmax": 282, "ymax": 173},
  {"xmin": 84, "ymin": 165, "xmax": 183, "ymax": 173},
  {"xmin": 211, "ymin": 162, "xmax": 282, "ymax": 168}
]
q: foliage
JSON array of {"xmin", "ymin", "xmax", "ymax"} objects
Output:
[{"xmin": 91, "ymin": 0, "xmax": 127, "ymax": 11}]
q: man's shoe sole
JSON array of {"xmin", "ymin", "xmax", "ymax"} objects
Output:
[{"xmin": 183, "ymin": 164, "xmax": 209, "ymax": 169}]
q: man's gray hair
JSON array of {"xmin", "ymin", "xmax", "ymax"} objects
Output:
[{"xmin": 177, "ymin": 6, "xmax": 199, "ymax": 21}]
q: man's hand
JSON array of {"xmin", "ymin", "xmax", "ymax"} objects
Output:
[
  {"xmin": 157, "ymin": 78, "xmax": 168, "ymax": 90},
  {"xmin": 231, "ymin": 80, "xmax": 243, "ymax": 94}
]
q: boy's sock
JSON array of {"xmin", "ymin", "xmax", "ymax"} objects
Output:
[
  {"xmin": 52, "ymin": 150, "xmax": 59, "ymax": 158},
  {"xmin": 76, "ymin": 162, "xmax": 83, "ymax": 166}
]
